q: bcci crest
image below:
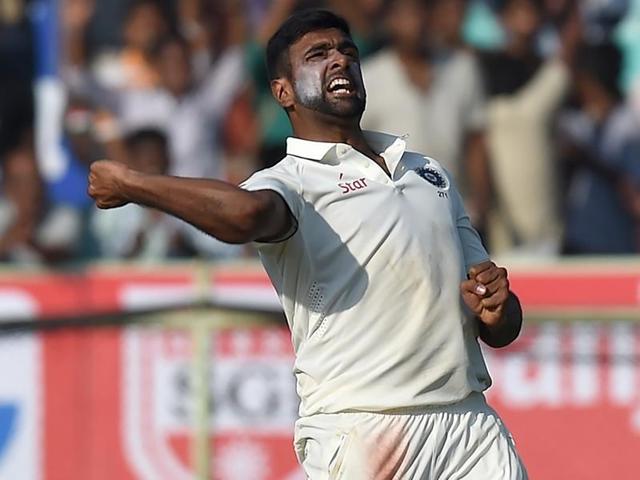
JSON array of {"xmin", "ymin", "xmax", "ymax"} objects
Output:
[{"xmin": 414, "ymin": 166, "xmax": 448, "ymax": 189}]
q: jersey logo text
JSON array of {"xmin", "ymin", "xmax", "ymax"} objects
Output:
[{"xmin": 339, "ymin": 178, "xmax": 368, "ymax": 195}]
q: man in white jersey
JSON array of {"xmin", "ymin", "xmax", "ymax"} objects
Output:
[{"xmin": 88, "ymin": 9, "xmax": 527, "ymax": 479}]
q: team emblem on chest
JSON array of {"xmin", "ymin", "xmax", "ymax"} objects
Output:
[{"xmin": 414, "ymin": 166, "xmax": 448, "ymax": 189}]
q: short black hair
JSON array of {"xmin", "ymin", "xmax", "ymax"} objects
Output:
[
  {"xmin": 266, "ymin": 9, "xmax": 352, "ymax": 81},
  {"xmin": 575, "ymin": 42, "xmax": 623, "ymax": 99},
  {"xmin": 124, "ymin": 128, "xmax": 168, "ymax": 151}
]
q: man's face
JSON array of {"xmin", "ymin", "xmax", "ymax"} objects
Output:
[
  {"xmin": 124, "ymin": 3, "xmax": 169, "ymax": 50},
  {"xmin": 502, "ymin": 0, "xmax": 541, "ymax": 40},
  {"xmin": 129, "ymin": 141, "xmax": 169, "ymax": 175},
  {"xmin": 156, "ymin": 42, "xmax": 192, "ymax": 97},
  {"xmin": 428, "ymin": 0, "xmax": 467, "ymax": 44},
  {"xmin": 286, "ymin": 28, "xmax": 366, "ymax": 119},
  {"xmin": 388, "ymin": 0, "xmax": 426, "ymax": 51}
]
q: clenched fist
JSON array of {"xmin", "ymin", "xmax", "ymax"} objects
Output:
[
  {"xmin": 87, "ymin": 160, "xmax": 131, "ymax": 209},
  {"xmin": 460, "ymin": 261, "xmax": 510, "ymax": 327}
]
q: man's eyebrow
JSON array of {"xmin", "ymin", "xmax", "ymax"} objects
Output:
[
  {"xmin": 304, "ymin": 42, "xmax": 331, "ymax": 55},
  {"xmin": 304, "ymin": 39, "xmax": 359, "ymax": 56}
]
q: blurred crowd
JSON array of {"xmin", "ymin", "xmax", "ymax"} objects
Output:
[{"xmin": 1, "ymin": 0, "xmax": 640, "ymax": 265}]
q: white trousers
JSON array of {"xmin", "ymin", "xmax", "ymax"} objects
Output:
[{"xmin": 294, "ymin": 393, "xmax": 527, "ymax": 480}]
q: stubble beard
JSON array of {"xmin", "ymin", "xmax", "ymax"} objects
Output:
[{"xmin": 293, "ymin": 72, "xmax": 366, "ymax": 119}]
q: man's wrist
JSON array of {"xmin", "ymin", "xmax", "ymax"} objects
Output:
[
  {"xmin": 477, "ymin": 293, "xmax": 523, "ymax": 348},
  {"xmin": 120, "ymin": 168, "xmax": 142, "ymax": 204}
]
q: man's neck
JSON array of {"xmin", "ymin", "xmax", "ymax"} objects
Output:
[
  {"xmin": 292, "ymin": 112, "xmax": 368, "ymax": 147},
  {"xmin": 291, "ymin": 116, "xmax": 388, "ymax": 173}
]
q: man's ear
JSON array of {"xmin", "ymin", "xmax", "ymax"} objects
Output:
[{"xmin": 271, "ymin": 78, "xmax": 295, "ymax": 109}]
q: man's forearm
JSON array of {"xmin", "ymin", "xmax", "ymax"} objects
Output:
[
  {"xmin": 478, "ymin": 292, "xmax": 523, "ymax": 348},
  {"xmin": 121, "ymin": 171, "xmax": 287, "ymax": 243}
]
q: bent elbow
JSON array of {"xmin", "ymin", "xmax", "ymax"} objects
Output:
[{"xmin": 227, "ymin": 193, "xmax": 273, "ymax": 243}]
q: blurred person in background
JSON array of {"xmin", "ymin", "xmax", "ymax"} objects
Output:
[
  {"xmin": 426, "ymin": 0, "xmax": 470, "ymax": 51},
  {"xmin": 91, "ymin": 128, "xmax": 184, "ymax": 260},
  {"xmin": 616, "ymin": 0, "xmax": 640, "ymax": 115},
  {"xmin": 62, "ymin": 0, "xmax": 246, "ymax": 260},
  {"xmin": 63, "ymin": 0, "xmax": 170, "ymax": 100},
  {"xmin": 0, "ymin": 132, "xmax": 43, "ymax": 263},
  {"xmin": 91, "ymin": 0, "xmax": 169, "ymax": 92},
  {"xmin": 479, "ymin": 0, "xmax": 580, "ymax": 256},
  {"xmin": 362, "ymin": 0, "xmax": 492, "ymax": 234},
  {"xmin": 326, "ymin": 0, "xmax": 385, "ymax": 56},
  {"xmin": 117, "ymin": 33, "xmax": 246, "ymax": 181},
  {"xmin": 0, "ymin": 0, "xmax": 39, "ymax": 262},
  {"xmin": 558, "ymin": 42, "xmax": 640, "ymax": 254},
  {"xmin": 1, "ymin": 0, "xmax": 80, "ymax": 263}
]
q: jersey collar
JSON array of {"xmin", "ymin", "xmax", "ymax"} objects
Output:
[{"xmin": 286, "ymin": 131, "xmax": 406, "ymax": 161}]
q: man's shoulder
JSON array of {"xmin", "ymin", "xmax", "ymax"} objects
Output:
[
  {"xmin": 242, "ymin": 155, "xmax": 303, "ymax": 189},
  {"xmin": 402, "ymin": 150, "xmax": 446, "ymax": 171},
  {"xmin": 262, "ymin": 155, "xmax": 301, "ymax": 175}
]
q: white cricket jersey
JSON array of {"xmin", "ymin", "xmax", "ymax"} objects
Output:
[{"xmin": 241, "ymin": 131, "xmax": 492, "ymax": 417}]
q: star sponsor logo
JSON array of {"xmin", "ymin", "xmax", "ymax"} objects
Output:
[{"xmin": 338, "ymin": 176, "xmax": 369, "ymax": 195}]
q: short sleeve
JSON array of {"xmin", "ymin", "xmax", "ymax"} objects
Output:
[
  {"xmin": 239, "ymin": 161, "xmax": 304, "ymax": 242},
  {"xmin": 451, "ymin": 181, "xmax": 490, "ymax": 271}
]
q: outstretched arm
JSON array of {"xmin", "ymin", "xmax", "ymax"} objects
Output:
[
  {"xmin": 88, "ymin": 160, "xmax": 294, "ymax": 244},
  {"xmin": 460, "ymin": 261, "xmax": 523, "ymax": 348}
]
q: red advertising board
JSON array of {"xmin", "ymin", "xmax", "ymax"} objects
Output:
[
  {"xmin": 485, "ymin": 323, "xmax": 640, "ymax": 479},
  {"xmin": 0, "ymin": 263, "xmax": 639, "ymax": 479},
  {"xmin": 0, "ymin": 323, "xmax": 633, "ymax": 479},
  {"xmin": 0, "ymin": 260, "xmax": 638, "ymax": 320}
]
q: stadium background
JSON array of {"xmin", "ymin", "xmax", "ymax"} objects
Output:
[{"xmin": 1, "ymin": 0, "xmax": 640, "ymax": 479}]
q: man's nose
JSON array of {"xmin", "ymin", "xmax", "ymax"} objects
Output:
[{"xmin": 328, "ymin": 50, "xmax": 351, "ymax": 71}]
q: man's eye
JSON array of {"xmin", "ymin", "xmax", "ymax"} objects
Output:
[{"xmin": 307, "ymin": 51, "xmax": 325, "ymax": 60}]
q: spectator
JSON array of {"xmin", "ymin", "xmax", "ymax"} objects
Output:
[
  {"xmin": 90, "ymin": 128, "xmax": 178, "ymax": 259},
  {"xmin": 0, "ymin": 1, "xmax": 38, "ymax": 262},
  {"xmin": 0, "ymin": 88, "xmax": 79, "ymax": 265},
  {"xmin": 616, "ymin": 0, "xmax": 640, "ymax": 112},
  {"xmin": 327, "ymin": 0, "xmax": 385, "ymax": 57},
  {"xmin": 62, "ymin": 0, "xmax": 171, "ymax": 109},
  {"xmin": 479, "ymin": 0, "xmax": 580, "ymax": 256},
  {"xmin": 426, "ymin": 0, "xmax": 470, "ymax": 51},
  {"xmin": 1, "ymin": 2, "xmax": 81, "ymax": 264},
  {"xmin": 362, "ymin": 0, "xmax": 491, "ymax": 231},
  {"xmin": 91, "ymin": 0, "xmax": 170, "ymax": 93},
  {"xmin": 91, "ymin": 128, "xmax": 242, "ymax": 260},
  {"xmin": 117, "ymin": 34, "xmax": 246, "ymax": 179},
  {"xmin": 0, "ymin": 139, "xmax": 42, "ymax": 264},
  {"xmin": 559, "ymin": 43, "xmax": 640, "ymax": 254}
]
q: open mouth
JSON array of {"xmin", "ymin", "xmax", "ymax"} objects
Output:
[{"xmin": 327, "ymin": 76, "xmax": 355, "ymax": 96}]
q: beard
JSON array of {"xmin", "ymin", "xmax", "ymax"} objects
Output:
[
  {"xmin": 295, "ymin": 89, "xmax": 366, "ymax": 118},
  {"xmin": 293, "ymin": 70, "xmax": 366, "ymax": 118}
]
